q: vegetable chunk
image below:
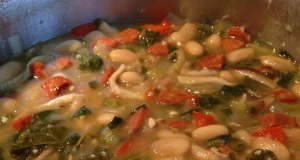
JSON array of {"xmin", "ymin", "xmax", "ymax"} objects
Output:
[
  {"xmin": 257, "ymin": 113, "xmax": 297, "ymax": 128},
  {"xmin": 40, "ymin": 76, "xmax": 73, "ymax": 98}
]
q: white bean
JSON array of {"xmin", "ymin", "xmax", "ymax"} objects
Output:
[
  {"xmin": 118, "ymin": 71, "xmax": 142, "ymax": 85},
  {"xmin": 192, "ymin": 125, "xmax": 229, "ymax": 141},
  {"xmin": 218, "ymin": 70, "xmax": 242, "ymax": 84},
  {"xmin": 83, "ymin": 31, "xmax": 105, "ymax": 44},
  {"xmin": 170, "ymin": 23, "xmax": 197, "ymax": 44},
  {"xmin": 190, "ymin": 144, "xmax": 227, "ymax": 160},
  {"xmin": 55, "ymin": 40, "xmax": 83, "ymax": 54},
  {"xmin": 183, "ymin": 41, "xmax": 204, "ymax": 57},
  {"xmin": 290, "ymin": 83, "xmax": 300, "ymax": 98},
  {"xmin": 225, "ymin": 48, "xmax": 255, "ymax": 64},
  {"xmin": 205, "ymin": 34, "xmax": 223, "ymax": 52},
  {"xmin": 0, "ymin": 61, "xmax": 23, "ymax": 83},
  {"xmin": 97, "ymin": 113, "xmax": 117, "ymax": 125},
  {"xmin": 251, "ymin": 137, "xmax": 290, "ymax": 160},
  {"xmin": 109, "ymin": 49, "xmax": 137, "ymax": 64},
  {"xmin": 232, "ymin": 129, "xmax": 253, "ymax": 145},
  {"xmin": 155, "ymin": 129, "xmax": 190, "ymax": 139},
  {"xmin": 260, "ymin": 55, "xmax": 296, "ymax": 72},
  {"xmin": 0, "ymin": 98, "xmax": 18, "ymax": 113},
  {"xmin": 150, "ymin": 137, "xmax": 190, "ymax": 156}
]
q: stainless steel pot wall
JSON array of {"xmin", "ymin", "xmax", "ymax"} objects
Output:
[{"xmin": 0, "ymin": 0, "xmax": 299, "ymax": 63}]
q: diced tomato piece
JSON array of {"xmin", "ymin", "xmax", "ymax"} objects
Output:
[
  {"xmin": 258, "ymin": 66, "xmax": 277, "ymax": 79},
  {"xmin": 29, "ymin": 61, "xmax": 46, "ymax": 79},
  {"xmin": 93, "ymin": 36, "xmax": 118, "ymax": 48},
  {"xmin": 193, "ymin": 111, "xmax": 215, "ymax": 127},
  {"xmin": 227, "ymin": 26, "xmax": 250, "ymax": 43},
  {"xmin": 40, "ymin": 76, "xmax": 73, "ymax": 98},
  {"xmin": 113, "ymin": 28, "xmax": 141, "ymax": 44},
  {"xmin": 56, "ymin": 57, "xmax": 72, "ymax": 69},
  {"xmin": 186, "ymin": 95, "xmax": 199, "ymax": 108},
  {"xmin": 168, "ymin": 120, "xmax": 188, "ymax": 130},
  {"xmin": 141, "ymin": 17, "xmax": 172, "ymax": 36},
  {"xmin": 222, "ymin": 38, "xmax": 245, "ymax": 52},
  {"xmin": 71, "ymin": 23, "xmax": 96, "ymax": 38},
  {"xmin": 100, "ymin": 66, "xmax": 115, "ymax": 86},
  {"xmin": 257, "ymin": 112, "xmax": 297, "ymax": 128},
  {"xmin": 196, "ymin": 53, "xmax": 225, "ymax": 69},
  {"xmin": 156, "ymin": 88, "xmax": 191, "ymax": 105},
  {"xmin": 126, "ymin": 106, "xmax": 147, "ymax": 132},
  {"xmin": 11, "ymin": 115, "xmax": 32, "ymax": 131},
  {"xmin": 252, "ymin": 126, "xmax": 286, "ymax": 144},
  {"xmin": 146, "ymin": 41, "xmax": 168, "ymax": 56},
  {"xmin": 114, "ymin": 138, "xmax": 135, "ymax": 155},
  {"xmin": 219, "ymin": 144, "xmax": 230, "ymax": 155},
  {"xmin": 273, "ymin": 89, "xmax": 297, "ymax": 104}
]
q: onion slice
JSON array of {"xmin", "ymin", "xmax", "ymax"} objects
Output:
[
  {"xmin": 232, "ymin": 67, "xmax": 277, "ymax": 89},
  {"xmin": 177, "ymin": 75, "xmax": 234, "ymax": 86},
  {"xmin": 180, "ymin": 62, "xmax": 218, "ymax": 76}
]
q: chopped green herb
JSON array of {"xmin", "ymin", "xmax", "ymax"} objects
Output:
[
  {"xmin": 206, "ymin": 135, "xmax": 232, "ymax": 148},
  {"xmin": 194, "ymin": 28, "xmax": 213, "ymax": 40},
  {"xmin": 219, "ymin": 85, "xmax": 246, "ymax": 98},
  {"xmin": 245, "ymin": 149, "xmax": 277, "ymax": 160},
  {"xmin": 277, "ymin": 72, "xmax": 295, "ymax": 88},
  {"xmin": 196, "ymin": 95, "xmax": 221, "ymax": 109},
  {"xmin": 89, "ymin": 80, "xmax": 98, "ymax": 89},
  {"xmin": 107, "ymin": 116, "xmax": 123, "ymax": 129},
  {"xmin": 59, "ymin": 132, "xmax": 81, "ymax": 159},
  {"xmin": 75, "ymin": 48, "xmax": 103, "ymax": 71},
  {"xmin": 72, "ymin": 106, "xmax": 92, "ymax": 118},
  {"xmin": 139, "ymin": 29, "xmax": 159, "ymax": 47},
  {"xmin": 279, "ymin": 49, "xmax": 295, "ymax": 62}
]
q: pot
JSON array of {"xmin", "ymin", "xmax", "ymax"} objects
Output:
[{"xmin": 0, "ymin": 0, "xmax": 300, "ymax": 63}]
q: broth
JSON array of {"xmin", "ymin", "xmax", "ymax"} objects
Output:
[{"xmin": 0, "ymin": 14, "xmax": 300, "ymax": 160}]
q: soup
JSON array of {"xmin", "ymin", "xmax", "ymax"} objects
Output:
[{"xmin": 0, "ymin": 13, "xmax": 300, "ymax": 160}]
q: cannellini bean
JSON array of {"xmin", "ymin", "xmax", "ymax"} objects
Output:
[
  {"xmin": 291, "ymin": 83, "xmax": 300, "ymax": 98},
  {"xmin": 183, "ymin": 41, "xmax": 204, "ymax": 57},
  {"xmin": 97, "ymin": 113, "xmax": 117, "ymax": 125},
  {"xmin": 251, "ymin": 137, "xmax": 290, "ymax": 160},
  {"xmin": 205, "ymin": 34, "xmax": 223, "ymax": 52},
  {"xmin": 118, "ymin": 71, "xmax": 142, "ymax": 85},
  {"xmin": 155, "ymin": 129, "xmax": 190, "ymax": 139},
  {"xmin": 55, "ymin": 40, "xmax": 83, "ymax": 54},
  {"xmin": 218, "ymin": 70, "xmax": 242, "ymax": 84},
  {"xmin": 192, "ymin": 125, "xmax": 229, "ymax": 141},
  {"xmin": 225, "ymin": 48, "xmax": 255, "ymax": 64},
  {"xmin": 150, "ymin": 137, "xmax": 190, "ymax": 156},
  {"xmin": 109, "ymin": 64, "xmax": 144, "ymax": 100},
  {"xmin": 0, "ymin": 61, "xmax": 24, "ymax": 83},
  {"xmin": 190, "ymin": 144, "xmax": 229, "ymax": 160},
  {"xmin": 83, "ymin": 31, "xmax": 105, "ymax": 44},
  {"xmin": 232, "ymin": 129, "xmax": 253, "ymax": 145},
  {"xmin": 0, "ymin": 98, "xmax": 18, "ymax": 113},
  {"xmin": 109, "ymin": 49, "xmax": 137, "ymax": 64},
  {"xmin": 260, "ymin": 55, "xmax": 296, "ymax": 72},
  {"xmin": 170, "ymin": 23, "xmax": 197, "ymax": 44}
]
